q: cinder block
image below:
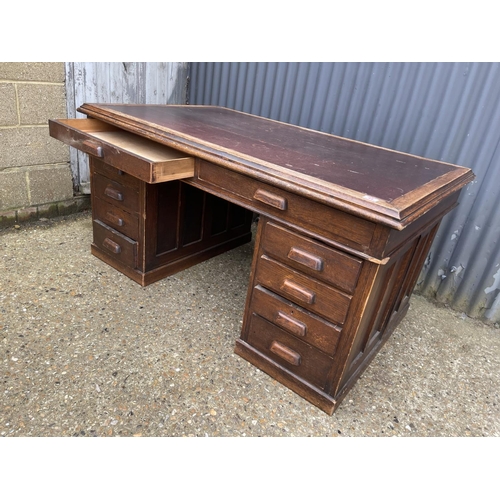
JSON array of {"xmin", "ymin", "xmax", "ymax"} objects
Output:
[
  {"xmin": 56, "ymin": 198, "xmax": 79, "ymax": 216},
  {"xmin": 0, "ymin": 168, "xmax": 29, "ymax": 210},
  {"xmin": 17, "ymin": 206, "xmax": 38, "ymax": 223},
  {"xmin": 37, "ymin": 202, "xmax": 58, "ymax": 219},
  {"xmin": 0, "ymin": 210, "xmax": 17, "ymax": 227},
  {"xmin": 18, "ymin": 83, "xmax": 67, "ymax": 125},
  {"xmin": 0, "ymin": 62, "xmax": 65, "ymax": 83},
  {"xmin": 57, "ymin": 196, "xmax": 90, "ymax": 216},
  {"xmin": 28, "ymin": 164, "xmax": 74, "ymax": 205},
  {"xmin": 0, "ymin": 127, "xmax": 69, "ymax": 169},
  {"xmin": 0, "ymin": 83, "xmax": 18, "ymax": 126}
]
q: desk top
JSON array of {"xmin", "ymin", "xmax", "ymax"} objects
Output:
[{"xmin": 78, "ymin": 104, "xmax": 474, "ymax": 228}]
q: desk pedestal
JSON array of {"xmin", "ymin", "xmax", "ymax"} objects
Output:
[
  {"xmin": 185, "ymin": 160, "xmax": 459, "ymax": 415},
  {"xmin": 236, "ymin": 215, "xmax": 441, "ymax": 414},
  {"xmin": 89, "ymin": 158, "xmax": 253, "ymax": 286}
]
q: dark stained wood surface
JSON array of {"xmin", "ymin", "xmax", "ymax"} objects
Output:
[{"xmin": 78, "ymin": 104, "xmax": 475, "ymax": 227}]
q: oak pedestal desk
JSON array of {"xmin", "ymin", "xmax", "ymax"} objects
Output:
[{"xmin": 49, "ymin": 105, "xmax": 474, "ymax": 415}]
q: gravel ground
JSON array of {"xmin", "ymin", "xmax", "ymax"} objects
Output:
[{"xmin": 1, "ymin": 211, "xmax": 499, "ymax": 437}]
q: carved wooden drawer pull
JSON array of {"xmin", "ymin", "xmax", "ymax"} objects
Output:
[
  {"xmin": 253, "ymin": 189, "xmax": 287, "ymax": 210},
  {"xmin": 282, "ymin": 279, "xmax": 316, "ymax": 304},
  {"xmin": 105, "ymin": 212, "xmax": 124, "ymax": 226},
  {"xmin": 104, "ymin": 186, "xmax": 124, "ymax": 201},
  {"xmin": 287, "ymin": 247, "xmax": 324, "ymax": 271},
  {"xmin": 81, "ymin": 139, "xmax": 103, "ymax": 158},
  {"xmin": 275, "ymin": 311, "xmax": 307, "ymax": 337},
  {"xmin": 102, "ymin": 238, "xmax": 121, "ymax": 254},
  {"xmin": 270, "ymin": 341, "xmax": 301, "ymax": 366}
]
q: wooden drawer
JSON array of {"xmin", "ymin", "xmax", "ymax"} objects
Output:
[
  {"xmin": 261, "ymin": 220, "xmax": 362, "ymax": 294},
  {"xmin": 195, "ymin": 160, "xmax": 376, "ymax": 253},
  {"xmin": 92, "ymin": 220, "xmax": 138, "ymax": 269},
  {"xmin": 93, "ymin": 172, "xmax": 140, "ymax": 213},
  {"xmin": 250, "ymin": 285, "xmax": 341, "ymax": 356},
  {"xmin": 92, "ymin": 159, "xmax": 143, "ymax": 189},
  {"xmin": 255, "ymin": 255, "xmax": 351, "ymax": 325},
  {"xmin": 93, "ymin": 198, "xmax": 140, "ymax": 241},
  {"xmin": 49, "ymin": 118, "xmax": 195, "ymax": 183},
  {"xmin": 246, "ymin": 313, "xmax": 333, "ymax": 390}
]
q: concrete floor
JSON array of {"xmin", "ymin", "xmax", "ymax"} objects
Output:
[{"xmin": 1, "ymin": 211, "xmax": 498, "ymax": 437}]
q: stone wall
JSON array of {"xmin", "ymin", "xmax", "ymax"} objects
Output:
[{"xmin": 0, "ymin": 62, "xmax": 89, "ymax": 226}]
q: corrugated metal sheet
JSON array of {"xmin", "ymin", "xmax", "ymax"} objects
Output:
[
  {"xmin": 65, "ymin": 62, "xmax": 189, "ymax": 193},
  {"xmin": 189, "ymin": 62, "xmax": 500, "ymax": 322}
]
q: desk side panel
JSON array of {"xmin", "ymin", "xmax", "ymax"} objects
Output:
[{"xmin": 329, "ymin": 220, "xmax": 441, "ymax": 400}]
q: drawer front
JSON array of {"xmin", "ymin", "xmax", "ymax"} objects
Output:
[
  {"xmin": 92, "ymin": 159, "xmax": 142, "ymax": 189},
  {"xmin": 261, "ymin": 220, "xmax": 362, "ymax": 293},
  {"xmin": 93, "ymin": 221, "xmax": 138, "ymax": 269},
  {"xmin": 93, "ymin": 198, "xmax": 140, "ymax": 241},
  {"xmin": 93, "ymin": 172, "xmax": 140, "ymax": 213},
  {"xmin": 49, "ymin": 118, "xmax": 195, "ymax": 183},
  {"xmin": 246, "ymin": 313, "xmax": 333, "ymax": 390},
  {"xmin": 250, "ymin": 285, "xmax": 341, "ymax": 356},
  {"xmin": 255, "ymin": 256, "xmax": 351, "ymax": 325},
  {"xmin": 196, "ymin": 160, "xmax": 376, "ymax": 253}
]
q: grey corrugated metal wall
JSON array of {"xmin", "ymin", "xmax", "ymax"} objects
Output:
[
  {"xmin": 65, "ymin": 62, "xmax": 189, "ymax": 193},
  {"xmin": 189, "ymin": 62, "xmax": 500, "ymax": 323}
]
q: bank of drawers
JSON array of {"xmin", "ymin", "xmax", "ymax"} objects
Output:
[
  {"xmin": 245, "ymin": 219, "xmax": 362, "ymax": 390},
  {"xmin": 91, "ymin": 160, "xmax": 142, "ymax": 270}
]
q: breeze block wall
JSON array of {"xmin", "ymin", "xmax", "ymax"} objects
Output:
[{"xmin": 0, "ymin": 62, "xmax": 88, "ymax": 226}]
